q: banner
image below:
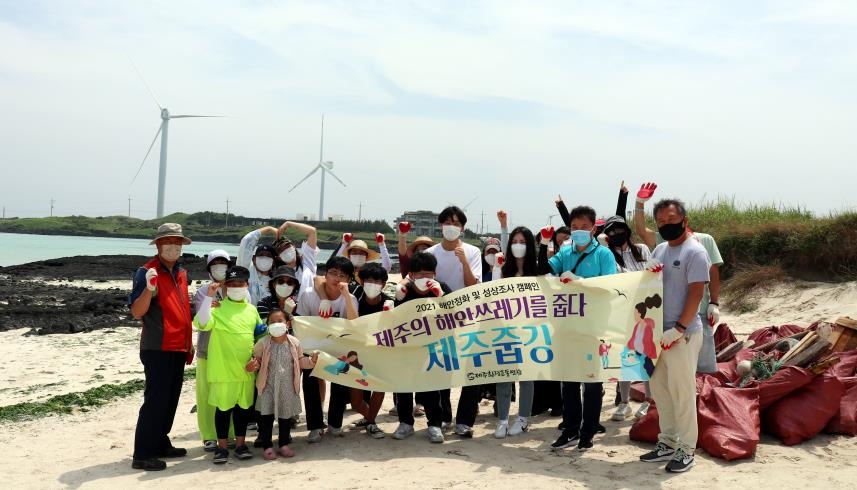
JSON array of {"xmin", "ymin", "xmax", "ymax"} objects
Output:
[{"xmin": 292, "ymin": 271, "xmax": 664, "ymax": 392}]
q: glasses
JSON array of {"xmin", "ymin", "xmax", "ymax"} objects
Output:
[{"xmin": 326, "ymin": 270, "xmax": 350, "ymax": 280}]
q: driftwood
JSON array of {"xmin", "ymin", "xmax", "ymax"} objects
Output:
[
  {"xmin": 716, "ymin": 340, "xmax": 755, "ymax": 362},
  {"xmin": 786, "ymin": 338, "xmax": 832, "ymax": 367},
  {"xmin": 780, "ymin": 332, "xmax": 818, "ymax": 364},
  {"xmin": 809, "ymin": 355, "xmax": 841, "ymax": 375},
  {"xmin": 757, "ymin": 330, "xmax": 811, "ymax": 353}
]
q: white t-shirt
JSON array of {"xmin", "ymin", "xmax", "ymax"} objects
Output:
[
  {"xmin": 296, "ymin": 284, "xmax": 358, "ymax": 319},
  {"xmin": 425, "ymin": 242, "xmax": 482, "ymax": 292},
  {"xmin": 651, "ymin": 238, "xmax": 711, "ymax": 334}
]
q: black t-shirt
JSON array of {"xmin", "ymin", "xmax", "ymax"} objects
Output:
[
  {"xmin": 394, "ymin": 281, "xmax": 452, "ymax": 306},
  {"xmin": 358, "ymin": 292, "xmax": 393, "ymax": 316}
]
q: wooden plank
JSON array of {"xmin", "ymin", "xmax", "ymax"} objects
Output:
[
  {"xmin": 780, "ymin": 332, "xmax": 817, "ymax": 364},
  {"xmin": 787, "ymin": 339, "xmax": 832, "ymax": 367},
  {"xmin": 757, "ymin": 330, "xmax": 810, "ymax": 353}
]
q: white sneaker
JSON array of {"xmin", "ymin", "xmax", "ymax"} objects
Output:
[
  {"xmin": 307, "ymin": 429, "xmax": 322, "ymax": 443},
  {"xmin": 328, "ymin": 426, "xmax": 344, "ymax": 437},
  {"xmin": 392, "ymin": 423, "xmax": 414, "ymax": 440},
  {"xmin": 441, "ymin": 422, "xmax": 455, "ymax": 433},
  {"xmin": 635, "ymin": 401, "xmax": 650, "ymax": 419},
  {"xmin": 494, "ymin": 421, "xmax": 509, "ymax": 439},
  {"xmin": 612, "ymin": 403, "xmax": 632, "ymax": 421},
  {"xmin": 508, "ymin": 417, "xmax": 528, "ymax": 436},
  {"xmin": 427, "ymin": 426, "xmax": 445, "ymax": 443}
]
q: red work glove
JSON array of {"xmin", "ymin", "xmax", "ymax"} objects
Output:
[
  {"xmin": 318, "ymin": 299, "xmax": 333, "ymax": 319},
  {"xmin": 342, "ymin": 233, "xmax": 353, "ymax": 244},
  {"xmin": 398, "ymin": 221, "xmax": 412, "ymax": 234},
  {"xmin": 375, "ymin": 233, "xmax": 385, "ymax": 244},
  {"xmin": 495, "ymin": 252, "xmax": 506, "ymax": 268},
  {"xmin": 636, "ymin": 182, "xmax": 658, "ymax": 204},
  {"xmin": 539, "ymin": 226, "xmax": 554, "ymax": 246},
  {"xmin": 426, "ymin": 280, "xmax": 443, "ymax": 297}
]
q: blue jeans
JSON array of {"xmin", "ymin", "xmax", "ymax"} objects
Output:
[
  {"xmin": 696, "ymin": 313, "xmax": 716, "ymax": 373},
  {"xmin": 496, "ymin": 381, "xmax": 534, "ymax": 420}
]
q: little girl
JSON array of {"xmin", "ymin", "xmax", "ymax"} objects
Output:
[{"xmin": 247, "ymin": 308, "xmax": 318, "ymax": 459}]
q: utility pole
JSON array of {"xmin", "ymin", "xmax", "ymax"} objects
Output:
[
  {"xmin": 127, "ymin": 197, "xmax": 132, "ymax": 217},
  {"xmin": 358, "ymin": 202, "xmax": 363, "ymax": 221},
  {"xmin": 225, "ymin": 197, "xmax": 230, "ymax": 228},
  {"xmin": 50, "ymin": 198, "xmax": 55, "ymax": 217},
  {"xmin": 2, "ymin": 206, "xmax": 5, "ymax": 220},
  {"xmin": 481, "ymin": 210, "xmax": 485, "ymax": 234}
]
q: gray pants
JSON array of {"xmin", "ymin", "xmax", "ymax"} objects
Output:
[
  {"xmin": 496, "ymin": 381, "xmax": 534, "ymax": 421},
  {"xmin": 696, "ymin": 313, "xmax": 717, "ymax": 373},
  {"xmin": 618, "ymin": 381, "xmax": 651, "ymax": 403}
]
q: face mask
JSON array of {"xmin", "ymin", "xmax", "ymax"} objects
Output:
[
  {"xmin": 279, "ymin": 247, "xmax": 296, "ymax": 264},
  {"xmin": 275, "ymin": 283, "xmax": 294, "ymax": 298},
  {"xmin": 571, "ymin": 229, "xmax": 592, "ymax": 247},
  {"xmin": 255, "ymin": 256, "xmax": 274, "ymax": 272},
  {"xmin": 413, "ymin": 277, "xmax": 430, "ymax": 291},
  {"xmin": 363, "ymin": 283, "xmax": 383, "ymax": 299},
  {"xmin": 607, "ymin": 231, "xmax": 627, "ymax": 248},
  {"xmin": 268, "ymin": 322, "xmax": 288, "ymax": 338},
  {"xmin": 511, "ymin": 243, "xmax": 527, "ymax": 258},
  {"xmin": 226, "ymin": 287, "xmax": 248, "ymax": 301},
  {"xmin": 160, "ymin": 244, "xmax": 182, "ymax": 262},
  {"xmin": 658, "ymin": 221, "xmax": 686, "ymax": 241},
  {"xmin": 484, "ymin": 254, "xmax": 496, "ymax": 267},
  {"xmin": 209, "ymin": 264, "xmax": 227, "ymax": 281},
  {"xmin": 350, "ymin": 255, "xmax": 367, "ymax": 267},
  {"xmin": 442, "ymin": 225, "xmax": 461, "ymax": 241}
]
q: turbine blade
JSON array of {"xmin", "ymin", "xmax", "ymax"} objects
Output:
[
  {"xmin": 130, "ymin": 123, "xmax": 163, "ymax": 185},
  {"xmin": 128, "ymin": 56, "xmax": 162, "ymax": 110},
  {"xmin": 325, "ymin": 169, "xmax": 347, "ymax": 187},
  {"xmin": 288, "ymin": 166, "xmax": 321, "ymax": 192},
  {"xmin": 169, "ymin": 115, "xmax": 223, "ymax": 118}
]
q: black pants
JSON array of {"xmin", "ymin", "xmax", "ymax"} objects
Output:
[
  {"xmin": 396, "ymin": 391, "xmax": 443, "ymax": 428},
  {"xmin": 133, "ymin": 350, "xmax": 186, "ymax": 460},
  {"xmin": 561, "ymin": 381, "xmax": 603, "ymax": 440},
  {"xmin": 257, "ymin": 414, "xmax": 293, "ymax": 449},
  {"xmin": 326, "ymin": 382, "xmax": 352, "ymax": 429},
  {"xmin": 301, "ymin": 369, "xmax": 325, "ymax": 430},
  {"xmin": 440, "ymin": 389, "xmax": 453, "ymax": 423},
  {"xmin": 215, "ymin": 405, "xmax": 252, "ymax": 439},
  {"xmin": 531, "ymin": 380, "xmax": 563, "ymax": 416},
  {"xmin": 455, "ymin": 385, "xmax": 482, "ymax": 427}
]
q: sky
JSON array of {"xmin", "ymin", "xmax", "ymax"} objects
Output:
[{"xmin": 1, "ymin": 0, "xmax": 856, "ymax": 233}]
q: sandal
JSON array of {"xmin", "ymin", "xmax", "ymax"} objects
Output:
[
  {"xmin": 262, "ymin": 448, "xmax": 277, "ymax": 460},
  {"xmin": 279, "ymin": 445, "xmax": 295, "ymax": 458}
]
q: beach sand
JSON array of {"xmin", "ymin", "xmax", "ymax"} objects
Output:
[{"xmin": 2, "ymin": 279, "xmax": 857, "ymax": 488}]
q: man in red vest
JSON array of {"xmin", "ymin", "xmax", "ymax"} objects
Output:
[{"xmin": 128, "ymin": 223, "xmax": 194, "ymax": 471}]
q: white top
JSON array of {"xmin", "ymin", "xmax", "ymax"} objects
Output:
[
  {"xmin": 238, "ymin": 229, "xmax": 320, "ymax": 305},
  {"xmin": 425, "ymin": 242, "xmax": 482, "ymax": 292},
  {"xmin": 296, "ymin": 284, "xmax": 358, "ymax": 319}
]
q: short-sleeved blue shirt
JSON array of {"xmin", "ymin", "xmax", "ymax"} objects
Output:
[{"xmin": 548, "ymin": 239, "xmax": 617, "ymax": 279}]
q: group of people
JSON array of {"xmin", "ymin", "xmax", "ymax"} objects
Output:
[{"xmin": 128, "ymin": 181, "xmax": 722, "ymax": 475}]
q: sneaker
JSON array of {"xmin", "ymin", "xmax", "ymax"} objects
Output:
[
  {"xmin": 427, "ymin": 426, "xmax": 445, "ymax": 443},
  {"xmin": 247, "ymin": 421, "xmax": 258, "ymax": 431},
  {"xmin": 639, "ymin": 442, "xmax": 676, "ymax": 463},
  {"xmin": 203, "ymin": 440, "xmax": 217, "ymax": 452},
  {"xmin": 635, "ymin": 401, "xmax": 651, "ymax": 419},
  {"xmin": 557, "ymin": 421, "xmax": 565, "ymax": 431},
  {"xmin": 392, "ymin": 423, "xmax": 414, "ymax": 440},
  {"xmin": 494, "ymin": 421, "xmax": 508, "ymax": 439},
  {"xmin": 454, "ymin": 424, "xmax": 473, "ymax": 438},
  {"xmin": 234, "ymin": 445, "xmax": 253, "ymax": 460},
  {"xmin": 441, "ymin": 421, "xmax": 455, "ymax": 433},
  {"xmin": 328, "ymin": 426, "xmax": 344, "ymax": 437},
  {"xmin": 307, "ymin": 429, "xmax": 323, "ymax": 443},
  {"xmin": 577, "ymin": 437, "xmax": 594, "ymax": 452},
  {"xmin": 597, "ymin": 423, "xmax": 606, "ymax": 434},
  {"xmin": 508, "ymin": 417, "xmax": 529, "ymax": 436},
  {"xmin": 212, "ymin": 448, "xmax": 229, "ymax": 464},
  {"xmin": 132, "ymin": 458, "xmax": 166, "ymax": 471},
  {"xmin": 550, "ymin": 433, "xmax": 579, "ymax": 450},
  {"xmin": 612, "ymin": 403, "xmax": 632, "ymax": 421},
  {"xmin": 367, "ymin": 423, "xmax": 386, "ymax": 439},
  {"xmin": 350, "ymin": 418, "xmax": 369, "ymax": 430},
  {"xmin": 158, "ymin": 446, "xmax": 187, "ymax": 458},
  {"xmin": 665, "ymin": 448, "xmax": 695, "ymax": 473}
]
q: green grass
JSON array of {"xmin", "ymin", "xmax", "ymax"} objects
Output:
[{"xmin": 0, "ymin": 368, "xmax": 195, "ymax": 423}]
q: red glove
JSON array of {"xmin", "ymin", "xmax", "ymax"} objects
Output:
[
  {"xmin": 426, "ymin": 280, "xmax": 443, "ymax": 297},
  {"xmin": 375, "ymin": 233, "xmax": 385, "ymax": 244},
  {"xmin": 398, "ymin": 221, "xmax": 412, "ymax": 234},
  {"xmin": 395, "ymin": 283, "xmax": 408, "ymax": 301},
  {"xmin": 495, "ymin": 252, "xmax": 505, "ymax": 267},
  {"xmin": 343, "ymin": 233, "xmax": 353, "ymax": 244},
  {"xmin": 318, "ymin": 299, "xmax": 333, "ymax": 319},
  {"xmin": 383, "ymin": 300, "xmax": 394, "ymax": 311},
  {"xmin": 636, "ymin": 182, "xmax": 658, "ymax": 204},
  {"xmin": 539, "ymin": 226, "xmax": 554, "ymax": 246}
]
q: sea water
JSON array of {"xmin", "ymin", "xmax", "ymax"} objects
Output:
[{"xmin": 0, "ymin": 232, "xmax": 333, "ymax": 267}]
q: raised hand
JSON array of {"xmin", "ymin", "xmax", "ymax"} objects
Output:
[
  {"xmin": 636, "ymin": 182, "xmax": 658, "ymax": 204},
  {"xmin": 398, "ymin": 221, "xmax": 412, "ymax": 234},
  {"xmin": 620, "ymin": 179, "xmax": 628, "ymax": 195},
  {"xmin": 375, "ymin": 233, "xmax": 385, "ymax": 244},
  {"xmin": 540, "ymin": 226, "xmax": 554, "ymax": 246},
  {"xmin": 497, "ymin": 210, "xmax": 508, "ymax": 228},
  {"xmin": 342, "ymin": 233, "xmax": 353, "ymax": 244},
  {"xmin": 207, "ymin": 281, "xmax": 222, "ymax": 298},
  {"xmin": 145, "ymin": 268, "xmax": 158, "ymax": 292}
]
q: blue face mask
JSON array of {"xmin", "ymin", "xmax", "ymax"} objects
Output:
[{"xmin": 571, "ymin": 229, "xmax": 593, "ymax": 247}]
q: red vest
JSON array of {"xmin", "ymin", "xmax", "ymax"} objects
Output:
[{"xmin": 139, "ymin": 257, "xmax": 192, "ymax": 352}]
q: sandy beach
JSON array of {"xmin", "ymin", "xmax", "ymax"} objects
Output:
[{"xmin": 1, "ymin": 276, "xmax": 856, "ymax": 489}]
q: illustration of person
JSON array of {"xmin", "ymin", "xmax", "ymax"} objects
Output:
[
  {"xmin": 626, "ymin": 294, "xmax": 662, "ymax": 378},
  {"xmin": 323, "ymin": 351, "xmax": 362, "ymax": 376},
  {"xmin": 598, "ymin": 340, "xmax": 612, "ymax": 368}
]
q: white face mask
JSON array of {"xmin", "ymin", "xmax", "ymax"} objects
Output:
[
  {"xmin": 350, "ymin": 255, "xmax": 367, "ymax": 267},
  {"xmin": 255, "ymin": 256, "xmax": 274, "ymax": 272},
  {"xmin": 442, "ymin": 225, "xmax": 461, "ymax": 241},
  {"xmin": 413, "ymin": 277, "xmax": 430, "ymax": 291},
  {"xmin": 363, "ymin": 283, "xmax": 383, "ymax": 299},
  {"xmin": 226, "ymin": 287, "xmax": 248, "ymax": 301},
  {"xmin": 209, "ymin": 264, "xmax": 228, "ymax": 281},
  {"xmin": 160, "ymin": 244, "xmax": 182, "ymax": 262},
  {"xmin": 484, "ymin": 254, "xmax": 496, "ymax": 267},
  {"xmin": 275, "ymin": 283, "xmax": 294, "ymax": 298},
  {"xmin": 279, "ymin": 247, "xmax": 296, "ymax": 264},
  {"xmin": 268, "ymin": 322, "xmax": 288, "ymax": 338},
  {"xmin": 511, "ymin": 243, "xmax": 527, "ymax": 258}
]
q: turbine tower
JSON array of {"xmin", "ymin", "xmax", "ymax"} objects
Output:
[
  {"xmin": 129, "ymin": 61, "xmax": 220, "ymax": 218},
  {"xmin": 289, "ymin": 115, "xmax": 347, "ymax": 221}
]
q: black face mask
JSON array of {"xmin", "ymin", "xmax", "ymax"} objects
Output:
[
  {"xmin": 607, "ymin": 231, "xmax": 626, "ymax": 248},
  {"xmin": 658, "ymin": 222, "xmax": 686, "ymax": 241}
]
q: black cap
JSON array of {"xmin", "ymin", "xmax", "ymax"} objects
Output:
[
  {"xmin": 225, "ymin": 266, "xmax": 250, "ymax": 282},
  {"xmin": 254, "ymin": 244, "xmax": 277, "ymax": 257},
  {"xmin": 603, "ymin": 215, "xmax": 630, "ymax": 233},
  {"xmin": 269, "ymin": 265, "xmax": 298, "ymax": 284}
]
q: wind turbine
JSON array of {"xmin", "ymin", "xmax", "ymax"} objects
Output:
[
  {"xmin": 129, "ymin": 61, "xmax": 221, "ymax": 218},
  {"xmin": 288, "ymin": 115, "xmax": 347, "ymax": 221}
]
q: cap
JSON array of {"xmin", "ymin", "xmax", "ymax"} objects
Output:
[
  {"xmin": 603, "ymin": 215, "xmax": 630, "ymax": 233},
  {"xmin": 269, "ymin": 265, "xmax": 298, "ymax": 283},
  {"xmin": 345, "ymin": 240, "xmax": 381, "ymax": 261},
  {"xmin": 206, "ymin": 249, "xmax": 230, "ymax": 265},
  {"xmin": 225, "ymin": 266, "xmax": 250, "ymax": 282},
  {"xmin": 254, "ymin": 244, "xmax": 277, "ymax": 257}
]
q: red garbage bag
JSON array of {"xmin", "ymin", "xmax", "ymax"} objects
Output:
[
  {"xmin": 830, "ymin": 350, "xmax": 857, "ymax": 378},
  {"xmin": 748, "ymin": 325, "xmax": 804, "ymax": 346},
  {"xmin": 629, "ymin": 403, "xmax": 659, "ymax": 443},
  {"xmin": 629, "ymin": 382, "xmax": 648, "ymax": 402},
  {"xmin": 825, "ymin": 377, "xmax": 857, "ymax": 436},
  {"xmin": 713, "ymin": 323, "xmax": 738, "ymax": 353},
  {"xmin": 698, "ymin": 384, "xmax": 760, "ymax": 460},
  {"xmin": 757, "ymin": 366, "xmax": 816, "ymax": 410},
  {"xmin": 762, "ymin": 374, "xmax": 843, "ymax": 445}
]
